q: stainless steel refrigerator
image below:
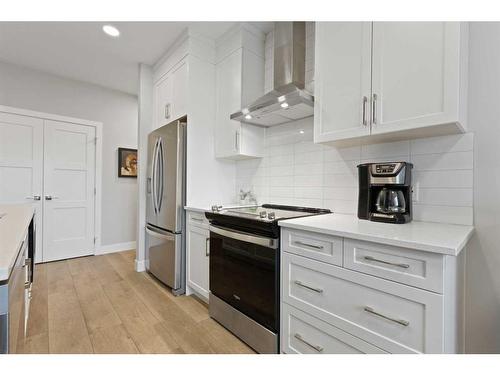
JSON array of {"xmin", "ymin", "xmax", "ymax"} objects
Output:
[{"xmin": 146, "ymin": 119, "xmax": 186, "ymax": 295}]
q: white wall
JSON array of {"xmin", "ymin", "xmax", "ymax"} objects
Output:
[
  {"xmin": 0, "ymin": 60, "xmax": 138, "ymax": 247},
  {"xmin": 465, "ymin": 22, "xmax": 500, "ymax": 353}
]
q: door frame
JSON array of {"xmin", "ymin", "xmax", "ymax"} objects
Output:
[{"xmin": 0, "ymin": 104, "xmax": 103, "ymax": 257}]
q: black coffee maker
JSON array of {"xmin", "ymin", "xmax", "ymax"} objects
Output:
[{"xmin": 357, "ymin": 162, "xmax": 413, "ymax": 224}]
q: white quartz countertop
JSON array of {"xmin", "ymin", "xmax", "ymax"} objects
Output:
[
  {"xmin": 279, "ymin": 213, "xmax": 474, "ymax": 256},
  {"xmin": 0, "ymin": 204, "xmax": 34, "ymax": 281}
]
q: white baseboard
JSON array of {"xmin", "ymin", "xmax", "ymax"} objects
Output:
[
  {"xmin": 135, "ymin": 259, "xmax": 147, "ymax": 272},
  {"xmin": 96, "ymin": 241, "xmax": 136, "ymax": 255}
]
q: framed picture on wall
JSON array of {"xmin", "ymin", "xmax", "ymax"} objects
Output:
[{"xmin": 118, "ymin": 148, "xmax": 138, "ymax": 178}]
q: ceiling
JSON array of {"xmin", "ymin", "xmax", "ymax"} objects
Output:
[{"xmin": 0, "ymin": 22, "xmax": 273, "ymax": 95}]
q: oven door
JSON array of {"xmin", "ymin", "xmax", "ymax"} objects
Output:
[{"xmin": 209, "ymin": 225, "xmax": 279, "ymax": 332}]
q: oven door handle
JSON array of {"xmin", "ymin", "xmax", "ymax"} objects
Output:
[{"xmin": 209, "ymin": 225, "xmax": 279, "ymax": 249}]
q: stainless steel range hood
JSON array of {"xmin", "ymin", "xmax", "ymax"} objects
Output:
[{"xmin": 230, "ymin": 22, "xmax": 313, "ymax": 127}]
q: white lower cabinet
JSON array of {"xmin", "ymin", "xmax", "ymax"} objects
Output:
[
  {"xmin": 282, "ymin": 303, "xmax": 387, "ymax": 354},
  {"xmin": 186, "ymin": 211, "xmax": 210, "ymax": 301},
  {"xmin": 280, "ymin": 228, "xmax": 465, "ymax": 354}
]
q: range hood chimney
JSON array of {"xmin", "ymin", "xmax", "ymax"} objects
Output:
[{"xmin": 230, "ymin": 22, "xmax": 314, "ymax": 127}]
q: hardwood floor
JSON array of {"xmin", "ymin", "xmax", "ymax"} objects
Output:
[{"xmin": 20, "ymin": 250, "xmax": 255, "ymax": 354}]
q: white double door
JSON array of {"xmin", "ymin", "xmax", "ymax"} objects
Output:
[{"xmin": 0, "ymin": 111, "xmax": 96, "ymax": 263}]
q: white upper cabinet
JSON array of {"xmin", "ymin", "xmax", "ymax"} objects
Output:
[
  {"xmin": 215, "ymin": 25, "xmax": 266, "ymax": 160},
  {"xmin": 154, "ymin": 58, "xmax": 188, "ymax": 130},
  {"xmin": 215, "ymin": 48, "xmax": 244, "ymax": 158},
  {"xmin": 170, "ymin": 59, "xmax": 188, "ymax": 122},
  {"xmin": 314, "ymin": 22, "xmax": 468, "ymax": 145},
  {"xmin": 314, "ymin": 22, "xmax": 372, "ymax": 142},
  {"xmin": 155, "ymin": 73, "xmax": 172, "ymax": 129},
  {"xmin": 371, "ymin": 22, "xmax": 465, "ymax": 135}
]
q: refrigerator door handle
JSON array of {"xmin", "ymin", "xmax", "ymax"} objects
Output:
[
  {"xmin": 157, "ymin": 137, "xmax": 164, "ymax": 213},
  {"xmin": 151, "ymin": 138, "xmax": 159, "ymax": 214},
  {"xmin": 146, "ymin": 225, "xmax": 175, "ymax": 241}
]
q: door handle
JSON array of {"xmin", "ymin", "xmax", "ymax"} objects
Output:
[
  {"xmin": 363, "ymin": 256, "xmax": 410, "ymax": 269},
  {"xmin": 146, "ymin": 226, "xmax": 175, "ymax": 241},
  {"xmin": 205, "ymin": 238, "xmax": 210, "ymax": 256},
  {"xmin": 294, "ymin": 333, "xmax": 324, "ymax": 353},
  {"xmin": 362, "ymin": 96, "xmax": 368, "ymax": 126},
  {"xmin": 157, "ymin": 138, "xmax": 164, "ymax": 212},
  {"xmin": 364, "ymin": 306, "xmax": 409, "ymax": 327},
  {"xmin": 26, "ymin": 195, "xmax": 41, "ymax": 201},
  {"xmin": 45, "ymin": 195, "xmax": 59, "ymax": 200},
  {"xmin": 151, "ymin": 138, "xmax": 159, "ymax": 214},
  {"xmin": 165, "ymin": 103, "xmax": 171, "ymax": 119},
  {"xmin": 294, "ymin": 280, "xmax": 324, "ymax": 294},
  {"xmin": 372, "ymin": 93, "xmax": 378, "ymax": 125}
]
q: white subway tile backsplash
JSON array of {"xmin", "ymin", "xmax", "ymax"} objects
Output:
[
  {"xmin": 269, "ymin": 186, "xmax": 294, "ymax": 198},
  {"xmin": 268, "ymin": 154, "xmax": 294, "ymax": 167},
  {"xmin": 323, "ymin": 187, "xmax": 358, "ymax": 201},
  {"xmin": 294, "ymin": 174, "xmax": 323, "ymax": 187},
  {"xmin": 324, "ymin": 145, "xmax": 360, "ymax": 162},
  {"xmin": 324, "ymin": 173, "xmax": 358, "ymax": 188},
  {"xmin": 323, "ymin": 160, "xmax": 358, "ymax": 175},
  {"xmin": 268, "ymin": 175, "xmax": 294, "ymax": 187},
  {"xmin": 294, "ymin": 150, "xmax": 323, "ymax": 165},
  {"xmin": 267, "ymin": 143, "xmax": 294, "ymax": 156},
  {"xmin": 294, "ymin": 187, "xmax": 323, "ymax": 199},
  {"xmin": 267, "ymin": 165, "xmax": 294, "ymax": 176},
  {"xmin": 417, "ymin": 188, "xmax": 473, "ymax": 207},
  {"xmin": 294, "ymin": 162, "xmax": 324, "ymax": 176},
  {"xmin": 361, "ymin": 140, "xmax": 410, "ymax": 159},
  {"xmin": 413, "ymin": 205, "xmax": 473, "ymax": 225},
  {"xmin": 412, "ymin": 151, "xmax": 473, "ymax": 171},
  {"xmin": 413, "ymin": 170, "xmax": 473, "ymax": 188}
]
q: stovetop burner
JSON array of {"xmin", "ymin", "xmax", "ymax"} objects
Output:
[{"xmin": 205, "ymin": 204, "xmax": 331, "ymax": 238}]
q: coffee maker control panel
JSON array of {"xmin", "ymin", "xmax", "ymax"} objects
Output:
[
  {"xmin": 372, "ymin": 162, "xmax": 403, "ymax": 176},
  {"xmin": 376, "ymin": 164, "xmax": 395, "ymax": 173}
]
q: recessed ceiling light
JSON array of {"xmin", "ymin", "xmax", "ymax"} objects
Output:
[
  {"xmin": 280, "ymin": 102, "xmax": 289, "ymax": 108},
  {"xmin": 245, "ymin": 114, "xmax": 252, "ymax": 120},
  {"xmin": 299, "ymin": 130, "xmax": 305, "ymax": 134},
  {"xmin": 102, "ymin": 25, "xmax": 120, "ymax": 38}
]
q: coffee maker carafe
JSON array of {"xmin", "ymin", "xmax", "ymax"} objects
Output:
[{"xmin": 357, "ymin": 162, "xmax": 413, "ymax": 224}]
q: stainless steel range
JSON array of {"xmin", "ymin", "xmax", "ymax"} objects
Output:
[{"xmin": 205, "ymin": 204, "xmax": 331, "ymax": 354}]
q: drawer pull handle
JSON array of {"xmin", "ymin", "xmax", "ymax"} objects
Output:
[
  {"xmin": 294, "ymin": 280, "xmax": 323, "ymax": 294},
  {"xmin": 293, "ymin": 241, "xmax": 324, "ymax": 250},
  {"xmin": 364, "ymin": 306, "xmax": 410, "ymax": 327},
  {"xmin": 363, "ymin": 256, "xmax": 410, "ymax": 269},
  {"xmin": 294, "ymin": 333, "xmax": 324, "ymax": 353},
  {"xmin": 191, "ymin": 217, "xmax": 203, "ymax": 222}
]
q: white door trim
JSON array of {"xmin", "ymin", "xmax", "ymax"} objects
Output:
[{"xmin": 0, "ymin": 104, "xmax": 103, "ymax": 255}]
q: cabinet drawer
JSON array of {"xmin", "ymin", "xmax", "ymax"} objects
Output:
[
  {"xmin": 282, "ymin": 303, "xmax": 387, "ymax": 354},
  {"xmin": 282, "ymin": 229, "xmax": 343, "ymax": 266},
  {"xmin": 282, "ymin": 252, "xmax": 443, "ymax": 353},
  {"xmin": 344, "ymin": 239, "xmax": 444, "ymax": 293},
  {"xmin": 187, "ymin": 211, "xmax": 209, "ymax": 228}
]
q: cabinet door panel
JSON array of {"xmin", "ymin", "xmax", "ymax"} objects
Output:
[
  {"xmin": 187, "ymin": 225, "xmax": 210, "ymax": 299},
  {"xmin": 371, "ymin": 22, "xmax": 460, "ymax": 134},
  {"xmin": 171, "ymin": 60, "xmax": 188, "ymax": 120},
  {"xmin": 314, "ymin": 22, "xmax": 372, "ymax": 142},
  {"xmin": 215, "ymin": 49, "xmax": 242, "ymax": 158}
]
